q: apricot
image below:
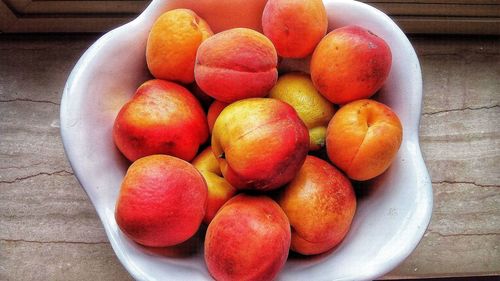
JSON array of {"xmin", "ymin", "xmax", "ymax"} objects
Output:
[
  {"xmin": 146, "ymin": 9, "xmax": 213, "ymax": 84},
  {"xmin": 206, "ymin": 100, "xmax": 228, "ymax": 133},
  {"xmin": 262, "ymin": 0, "xmax": 327, "ymax": 58},
  {"xmin": 268, "ymin": 72, "xmax": 336, "ymax": 150},
  {"xmin": 192, "ymin": 146, "xmax": 237, "ymax": 224},
  {"xmin": 278, "ymin": 156, "xmax": 356, "ymax": 255},
  {"xmin": 311, "ymin": 25, "xmax": 392, "ymax": 104},
  {"xmin": 326, "ymin": 99, "xmax": 403, "ymax": 181},
  {"xmin": 115, "ymin": 155, "xmax": 207, "ymax": 247},
  {"xmin": 113, "ymin": 79, "xmax": 209, "ymax": 162},
  {"xmin": 205, "ymin": 194, "xmax": 290, "ymax": 281},
  {"xmin": 211, "ymin": 98, "xmax": 309, "ymax": 191},
  {"xmin": 194, "ymin": 28, "xmax": 278, "ymax": 103}
]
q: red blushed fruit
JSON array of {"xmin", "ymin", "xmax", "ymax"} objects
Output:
[
  {"xmin": 113, "ymin": 79, "xmax": 209, "ymax": 162},
  {"xmin": 205, "ymin": 195, "xmax": 291, "ymax": 281},
  {"xmin": 115, "ymin": 155, "xmax": 207, "ymax": 247},
  {"xmin": 311, "ymin": 25, "xmax": 392, "ymax": 104},
  {"xmin": 278, "ymin": 155, "xmax": 356, "ymax": 255},
  {"xmin": 194, "ymin": 28, "xmax": 278, "ymax": 103},
  {"xmin": 211, "ymin": 98, "xmax": 309, "ymax": 191},
  {"xmin": 207, "ymin": 100, "xmax": 228, "ymax": 133}
]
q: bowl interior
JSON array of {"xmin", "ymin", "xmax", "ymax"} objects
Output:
[{"xmin": 60, "ymin": 0, "xmax": 433, "ymax": 280}]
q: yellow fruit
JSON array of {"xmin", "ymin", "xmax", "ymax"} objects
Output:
[{"xmin": 269, "ymin": 72, "xmax": 336, "ymax": 150}]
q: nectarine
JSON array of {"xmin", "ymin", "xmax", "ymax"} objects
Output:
[
  {"xmin": 205, "ymin": 195, "xmax": 290, "ymax": 281},
  {"xmin": 278, "ymin": 156, "xmax": 356, "ymax": 255},
  {"xmin": 211, "ymin": 98, "xmax": 309, "ymax": 191},
  {"xmin": 113, "ymin": 79, "xmax": 209, "ymax": 162},
  {"xmin": 115, "ymin": 155, "xmax": 207, "ymax": 247}
]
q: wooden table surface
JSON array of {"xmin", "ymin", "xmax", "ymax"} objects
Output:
[{"xmin": 0, "ymin": 34, "xmax": 498, "ymax": 280}]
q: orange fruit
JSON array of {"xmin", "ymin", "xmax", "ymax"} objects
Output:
[{"xmin": 146, "ymin": 9, "xmax": 213, "ymax": 84}]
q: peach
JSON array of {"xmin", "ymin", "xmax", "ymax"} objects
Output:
[
  {"xmin": 165, "ymin": 0, "xmax": 268, "ymax": 33},
  {"xmin": 113, "ymin": 79, "xmax": 209, "ymax": 162},
  {"xmin": 205, "ymin": 194, "xmax": 290, "ymax": 281},
  {"xmin": 311, "ymin": 25, "xmax": 392, "ymax": 104},
  {"xmin": 326, "ymin": 99, "xmax": 403, "ymax": 181},
  {"xmin": 192, "ymin": 146, "xmax": 237, "ymax": 224},
  {"xmin": 207, "ymin": 100, "xmax": 228, "ymax": 133},
  {"xmin": 262, "ymin": 0, "xmax": 327, "ymax": 58},
  {"xmin": 211, "ymin": 98, "xmax": 309, "ymax": 191},
  {"xmin": 146, "ymin": 9, "xmax": 213, "ymax": 84},
  {"xmin": 115, "ymin": 155, "xmax": 207, "ymax": 247},
  {"xmin": 194, "ymin": 28, "xmax": 278, "ymax": 103},
  {"xmin": 278, "ymin": 156, "xmax": 356, "ymax": 255}
]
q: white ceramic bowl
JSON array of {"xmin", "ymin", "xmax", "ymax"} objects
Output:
[{"xmin": 60, "ymin": 0, "xmax": 433, "ymax": 280}]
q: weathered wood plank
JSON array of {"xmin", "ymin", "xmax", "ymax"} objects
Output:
[
  {"xmin": 0, "ymin": 240, "xmax": 133, "ymax": 281},
  {"xmin": 0, "ymin": 35, "xmax": 96, "ymax": 183},
  {"xmin": 420, "ymin": 106, "xmax": 499, "ymax": 186}
]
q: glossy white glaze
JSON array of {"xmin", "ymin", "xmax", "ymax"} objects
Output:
[{"xmin": 60, "ymin": 1, "xmax": 432, "ymax": 280}]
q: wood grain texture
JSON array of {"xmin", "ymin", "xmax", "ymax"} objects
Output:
[{"xmin": 0, "ymin": 34, "xmax": 498, "ymax": 280}]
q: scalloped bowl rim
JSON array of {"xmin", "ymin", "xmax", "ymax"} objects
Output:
[{"xmin": 60, "ymin": 0, "xmax": 433, "ymax": 280}]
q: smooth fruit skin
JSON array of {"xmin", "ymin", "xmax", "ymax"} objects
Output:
[
  {"xmin": 311, "ymin": 25, "xmax": 392, "ymax": 104},
  {"xmin": 165, "ymin": 0, "xmax": 268, "ymax": 33},
  {"xmin": 268, "ymin": 72, "xmax": 336, "ymax": 150},
  {"xmin": 262, "ymin": 0, "xmax": 327, "ymax": 58},
  {"xmin": 211, "ymin": 98, "xmax": 309, "ymax": 191},
  {"xmin": 207, "ymin": 100, "xmax": 229, "ymax": 133},
  {"xmin": 194, "ymin": 28, "xmax": 278, "ymax": 103},
  {"xmin": 278, "ymin": 156, "xmax": 356, "ymax": 255},
  {"xmin": 205, "ymin": 195, "xmax": 291, "ymax": 281},
  {"xmin": 192, "ymin": 146, "xmax": 237, "ymax": 224},
  {"xmin": 192, "ymin": 146, "xmax": 221, "ymax": 174},
  {"xmin": 115, "ymin": 155, "xmax": 207, "ymax": 247},
  {"xmin": 146, "ymin": 9, "xmax": 213, "ymax": 84},
  {"xmin": 326, "ymin": 99, "xmax": 403, "ymax": 181},
  {"xmin": 113, "ymin": 79, "xmax": 209, "ymax": 162}
]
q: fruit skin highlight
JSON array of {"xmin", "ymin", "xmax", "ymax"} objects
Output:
[
  {"xmin": 146, "ymin": 9, "xmax": 213, "ymax": 84},
  {"xmin": 262, "ymin": 0, "xmax": 327, "ymax": 58},
  {"xmin": 326, "ymin": 99, "xmax": 403, "ymax": 181},
  {"xmin": 113, "ymin": 79, "xmax": 209, "ymax": 162},
  {"xmin": 278, "ymin": 156, "xmax": 356, "ymax": 255},
  {"xmin": 268, "ymin": 72, "xmax": 336, "ymax": 150},
  {"xmin": 194, "ymin": 28, "xmax": 278, "ymax": 103},
  {"xmin": 205, "ymin": 194, "xmax": 291, "ymax": 281},
  {"xmin": 115, "ymin": 155, "xmax": 207, "ymax": 247},
  {"xmin": 311, "ymin": 25, "xmax": 392, "ymax": 104},
  {"xmin": 192, "ymin": 146, "xmax": 237, "ymax": 224},
  {"xmin": 211, "ymin": 98, "xmax": 309, "ymax": 191}
]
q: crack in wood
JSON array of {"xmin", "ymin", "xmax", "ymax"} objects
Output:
[
  {"xmin": 432, "ymin": 180, "xmax": 499, "ymax": 188},
  {"xmin": 0, "ymin": 98, "xmax": 60, "ymax": 106},
  {"xmin": 0, "ymin": 238, "xmax": 109, "ymax": 245},
  {"xmin": 427, "ymin": 231, "xmax": 500, "ymax": 238},
  {"xmin": 422, "ymin": 104, "xmax": 499, "ymax": 116},
  {"xmin": 0, "ymin": 170, "xmax": 73, "ymax": 184}
]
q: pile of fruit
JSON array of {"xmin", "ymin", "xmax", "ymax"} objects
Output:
[{"xmin": 112, "ymin": 0, "xmax": 403, "ymax": 280}]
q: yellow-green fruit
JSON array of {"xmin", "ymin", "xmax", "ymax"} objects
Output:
[{"xmin": 269, "ymin": 72, "xmax": 336, "ymax": 150}]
